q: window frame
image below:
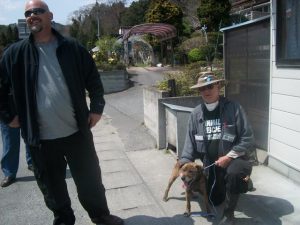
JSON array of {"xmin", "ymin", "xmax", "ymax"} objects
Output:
[{"xmin": 276, "ymin": 0, "xmax": 300, "ymax": 68}]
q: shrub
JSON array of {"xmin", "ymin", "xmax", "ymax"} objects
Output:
[
  {"xmin": 93, "ymin": 36, "xmax": 126, "ymax": 71},
  {"xmin": 156, "ymin": 66, "xmax": 201, "ymax": 96},
  {"xmin": 157, "ymin": 71, "xmax": 199, "ymax": 96},
  {"xmin": 96, "ymin": 61, "xmax": 126, "ymax": 71},
  {"xmin": 188, "ymin": 48, "xmax": 203, "ymax": 62},
  {"xmin": 157, "ymin": 62, "xmax": 224, "ymax": 97}
]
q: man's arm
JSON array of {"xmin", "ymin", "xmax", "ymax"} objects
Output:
[
  {"xmin": 180, "ymin": 115, "xmax": 197, "ymax": 165},
  {"xmin": 80, "ymin": 44, "xmax": 105, "ymax": 115},
  {"xmin": 216, "ymin": 103, "xmax": 255, "ymax": 168},
  {"xmin": 88, "ymin": 113, "xmax": 102, "ymax": 128}
]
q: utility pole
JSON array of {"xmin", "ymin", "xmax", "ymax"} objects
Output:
[
  {"xmin": 201, "ymin": 24, "xmax": 212, "ymax": 71},
  {"xmin": 85, "ymin": 0, "xmax": 100, "ymax": 39},
  {"xmin": 201, "ymin": 24, "xmax": 208, "ymax": 44},
  {"xmin": 95, "ymin": 0, "xmax": 100, "ymax": 39}
]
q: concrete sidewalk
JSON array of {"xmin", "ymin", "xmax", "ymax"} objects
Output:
[
  {"xmin": 96, "ymin": 114, "xmax": 300, "ymax": 225},
  {"xmin": 0, "ymin": 112, "xmax": 299, "ymax": 225}
]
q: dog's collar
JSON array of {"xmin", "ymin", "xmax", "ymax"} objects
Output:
[{"xmin": 184, "ymin": 173, "xmax": 202, "ymax": 189}]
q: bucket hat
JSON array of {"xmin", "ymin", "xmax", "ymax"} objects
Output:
[{"xmin": 190, "ymin": 72, "xmax": 225, "ymax": 89}]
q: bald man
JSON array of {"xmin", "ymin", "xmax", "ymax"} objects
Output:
[{"xmin": 0, "ymin": 1, "xmax": 123, "ymax": 224}]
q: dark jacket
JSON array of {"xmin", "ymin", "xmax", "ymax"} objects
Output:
[
  {"xmin": 180, "ymin": 96, "xmax": 255, "ymax": 166},
  {"xmin": 0, "ymin": 29, "xmax": 105, "ymax": 146}
]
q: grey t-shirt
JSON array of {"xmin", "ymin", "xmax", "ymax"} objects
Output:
[{"xmin": 35, "ymin": 40, "xmax": 78, "ymax": 140}]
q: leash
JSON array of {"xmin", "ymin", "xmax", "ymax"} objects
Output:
[
  {"xmin": 203, "ymin": 162, "xmax": 216, "ymax": 170},
  {"xmin": 205, "ymin": 162, "xmax": 218, "ymax": 218},
  {"xmin": 190, "ymin": 162, "xmax": 218, "ymax": 219},
  {"xmin": 186, "ymin": 163, "xmax": 216, "ymax": 188}
]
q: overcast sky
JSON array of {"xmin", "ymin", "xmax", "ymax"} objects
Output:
[{"xmin": 0, "ymin": 0, "xmax": 134, "ymax": 25}]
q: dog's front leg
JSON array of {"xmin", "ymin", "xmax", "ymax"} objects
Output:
[
  {"xmin": 199, "ymin": 180, "xmax": 211, "ymax": 215},
  {"xmin": 184, "ymin": 190, "xmax": 192, "ymax": 217},
  {"xmin": 163, "ymin": 162, "xmax": 180, "ymax": 201},
  {"xmin": 202, "ymin": 187, "xmax": 211, "ymax": 215},
  {"xmin": 163, "ymin": 173, "xmax": 179, "ymax": 201}
]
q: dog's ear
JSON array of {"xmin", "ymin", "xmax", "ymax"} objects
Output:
[{"xmin": 195, "ymin": 164, "xmax": 202, "ymax": 172}]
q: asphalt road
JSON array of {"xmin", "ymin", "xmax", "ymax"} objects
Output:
[{"xmin": 103, "ymin": 66, "xmax": 172, "ymax": 152}]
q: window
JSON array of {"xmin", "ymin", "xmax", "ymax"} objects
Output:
[{"xmin": 276, "ymin": 0, "xmax": 300, "ymax": 67}]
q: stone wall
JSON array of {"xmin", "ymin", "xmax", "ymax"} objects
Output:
[
  {"xmin": 143, "ymin": 86, "xmax": 169, "ymax": 140},
  {"xmin": 143, "ymin": 86, "xmax": 202, "ymax": 153},
  {"xmin": 100, "ymin": 70, "xmax": 129, "ymax": 94}
]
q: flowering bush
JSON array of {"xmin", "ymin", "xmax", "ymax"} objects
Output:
[{"xmin": 92, "ymin": 36, "xmax": 126, "ymax": 71}]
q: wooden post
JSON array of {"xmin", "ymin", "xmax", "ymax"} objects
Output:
[{"xmin": 168, "ymin": 79, "xmax": 176, "ymax": 97}]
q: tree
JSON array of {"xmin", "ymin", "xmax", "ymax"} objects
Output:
[
  {"xmin": 0, "ymin": 32, "xmax": 7, "ymax": 46},
  {"xmin": 169, "ymin": 0, "xmax": 202, "ymax": 30},
  {"xmin": 6, "ymin": 25, "xmax": 18, "ymax": 44},
  {"xmin": 69, "ymin": 15, "xmax": 94, "ymax": 48},
  {"xmin": 0, "ymin": 24, "xmax": 19, "ymax": 55},
  {"xmin": 68, "ymin": 1, "xmax": 126, "ymax": 47},
  {"xmin": 120, "ymin": 0, "xmax": 150, "ymax": 26},
  {"xmin": 110, "ymin": 2, "xmax": 127, "ymax": 27},
  {"xmin": 69, "ymin": 18, "xmax": 81, "ymax": 38},
  {"xmin": 12, "ymin": 26, "xmax": 19, "ymax": 42},
  {"xmin": 146, "ymin": 0, "xmax": 184, "ymax": 35},
  {"xmin": 197, "ymin": 0, "xmax": 231, "ymax": 32},
  {"xmin": 97, "ymin": 2, "xmax": 126, "ymax": 36},
  {"xmin": 143, "ymin": 0, "xmax": 184, "ymax": 64}
]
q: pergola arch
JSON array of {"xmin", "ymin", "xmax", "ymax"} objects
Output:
[
  {"xmin": 122, "ymin": 23, "xmax": 177, "ymax": 41},
  {"xmin": 121, "ymin": 23, "xmax": 177, "ymax": 66}
]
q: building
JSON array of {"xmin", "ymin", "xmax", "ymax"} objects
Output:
[
  {"xmin": 222, "ymin": 0, "xmax": 300, "ymax": 183},
  {"xmin": 268, "ymin": 0, "xmax": 300, "ymax": 182},
  {"xmin": 17, "ymin": 19, "xmax": 30, "ymax": 39},
  {"xmin": 17, "ymin": 19, "xmax": 69, "ymax": 40},
  {"xmin": 230, "ymin": 0, "xmax": 270, "ymax": 20}
]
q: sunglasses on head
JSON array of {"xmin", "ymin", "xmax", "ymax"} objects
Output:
[
  {"xmin": 24, "ymin": 8, "xmax": 47, "ymax": 18},
  {"xmin": 199, "ymin": 84, "xmax": 216, "ymax": 92}
]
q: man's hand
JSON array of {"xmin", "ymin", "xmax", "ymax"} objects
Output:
[
  {"xmin": 9, "ymin": 116, "xmax": 20, "ymax": 128},
  {"xmin": 215, "ymin": 155, "xmax": 232, "ymax": 168},
  {"xmin": 88, "ymin": 113, "xmax": 102, "ymax": 128}
]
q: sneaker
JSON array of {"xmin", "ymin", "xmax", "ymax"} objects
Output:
[{"xmin": 1, "ymin": 176, "xmax": 16, "ymax": 187}]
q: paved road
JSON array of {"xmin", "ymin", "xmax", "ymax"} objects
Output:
[{"xmin": 104, "ymin": 66, "xmax": 174, "ymax": 152}]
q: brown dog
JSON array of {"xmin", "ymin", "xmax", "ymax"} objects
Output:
[{"xmin": 163, "ymin": 161, "xmax": 210, "ymax": 217}]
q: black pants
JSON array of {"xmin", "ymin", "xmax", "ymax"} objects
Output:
[
  {"xmin": 30, "ymin": 131, "xmax": 110, "ymax": 225},
  {"xmin": 207, "ymin": 158, "xmax": 252, "ymax": 206}
]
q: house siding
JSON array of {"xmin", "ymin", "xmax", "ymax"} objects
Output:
[{"xmin": 269, "ymin": 0, "xmax": 300, "ymax": 182}]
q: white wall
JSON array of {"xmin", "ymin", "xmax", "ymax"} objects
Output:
[{"xmin": 269, "ymin": 0, "xmax": 300, "ymax": 181}]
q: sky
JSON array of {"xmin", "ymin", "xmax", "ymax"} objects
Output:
[{"xmin": 0, "ymin": 0, "xmax": 134, "ymax": 25}]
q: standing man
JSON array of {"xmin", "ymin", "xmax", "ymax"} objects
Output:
[
  {"xmin": 1, "ymin": 123, "xmax": 33, "ymax": 187},
  {"xmin": 0, "ymin": 1, "xmax": 123, "ymax": 225},
  {"xmin": 0, "ymin": 48, "xmax": 33, "ymax": 188},
  {"xmin": 180, "ymin": 72, "xmax": 255, "ymax": 225}
]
